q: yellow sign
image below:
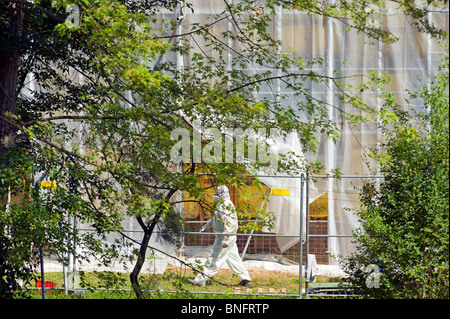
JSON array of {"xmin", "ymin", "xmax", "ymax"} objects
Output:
[
  {"xmin": 269, "ymin": 188, "xmax": 290, "ymax": 196},
  {"xmin": 39, "ymin": 181, "xmax": 57, "ymax": 189}
]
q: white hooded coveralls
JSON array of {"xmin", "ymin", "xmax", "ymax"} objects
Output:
[{"xmin": 194, "ymin": 186, "xmax": 251, "ymax": 285}]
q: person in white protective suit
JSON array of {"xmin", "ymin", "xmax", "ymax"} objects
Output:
[{"xmin": 188, "ymin": 185, "xmax": 252, "ymax": 287}]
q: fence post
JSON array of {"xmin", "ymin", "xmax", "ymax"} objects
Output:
[
  {"xmin": 72, "ymin": 214, "xmax": 77, "ymax": 291},
  {"xmin": 39, "ymin": 247, "xmax": 45, "ymax": 299}
]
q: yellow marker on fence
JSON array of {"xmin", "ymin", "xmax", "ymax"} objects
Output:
[{"xmin": 269, "ymin": 188, "xmax": 290, "ymax": 196}]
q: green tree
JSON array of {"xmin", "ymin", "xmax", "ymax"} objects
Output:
[{"xmin": 341, "ymin": 59, "xmax": 449, "ymax": 298}]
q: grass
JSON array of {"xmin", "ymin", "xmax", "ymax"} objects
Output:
[{"xmin": 20, "ymin": 265, "xmax": 342, "ymax": 299}]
